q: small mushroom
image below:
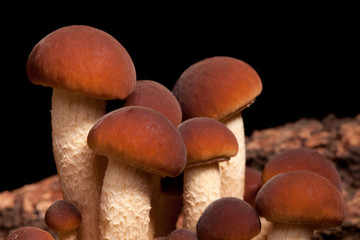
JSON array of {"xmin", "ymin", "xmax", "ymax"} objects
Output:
[
  {"xmin": 262, "ymin": 147, "xmax": 342, "ymax": 190},
  {"xmin": 123, "ymin": 79, "xmax": 183, "ymax": 238},
  {"xmin": 87, "ymin": 106, "xmax": 186, "ymax": 240},
  {"xmin": 196, "ymin": 197, "xmax": 261, "ymax": 240},
  {"xmin": 6, "ymin": 227, "xmax": 55, "ymax": 240},
  {"xmin": 178, "ymin": 117, "xmax": 238, "ymax": 231},
  {"xmin": 45, "ymin": 200, "xmax": 82, "ymax": 240},
  {"xmin": 255, "ymin": 170, "xmax": 345, "ymax": 240},
  {"xmin": 26, "ymin": 25, "xmax": 136, "ymax": 240},
  {"xmin": 173, "ymin": 56, "xmax": 262, "ymax": 199},
  {"xmin": 166, "ymin": 229, "xmax": 198, "ymax": 240}
]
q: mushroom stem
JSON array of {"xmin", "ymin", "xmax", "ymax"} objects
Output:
[
  {"xmin": 51, "ymin": 89, "xmax": 107, "ymax": 240},
  {"xmin": 183, "ymin": 163, "xmax": 221, "ymax": 232},
  {"xmin": 267, "ymin": 223, "xmax": 313, "ymax": 240},
  {"xmin": 220, "ymin": 113, "xmax": 246, "ymax": 199},
  {"xmin": 252, "ymin": 217, "xmax": 273, "ymax": 240},
  {"xmin": 100, "ymin": 157, "xmax": 152, "ymax": 240},
  {"xmin": 58, "ymin": 231, "xmax": 77, "ymax": 240}
]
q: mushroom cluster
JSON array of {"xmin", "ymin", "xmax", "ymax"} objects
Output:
[{"xmin": 8, "ymin": 24, "xmax": 345, "ymax": 240}]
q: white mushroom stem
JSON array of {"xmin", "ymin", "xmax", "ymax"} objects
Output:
[
  {"xmin": 100, "ymin": 157, "xmax": 152, "ymax": 240},
  {"xmin": 267, "ymin": 223, "xmax": 313, "ymax": 240},
  {"xmin": 58, "ymin": 231, "xmax": 77, "ymax": 240},
  {"xmin": 220, "ymin": 112, "xmax": 246, "ymax": 199},
  {"xmin": 51, "ymin": 89, "xmax": 107, "ymax": 240},
  {"xmin": 252, "ymin": 217, "xmax": 274, "ymax": 240},
  {"xmin": 182, "ymin": 163, "xmax": 221, "ymax": 232}
]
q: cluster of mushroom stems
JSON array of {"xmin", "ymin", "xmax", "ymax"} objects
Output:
[{"xmin": 6, "ymin": 25, "xmax": 345, "ymax": 240}]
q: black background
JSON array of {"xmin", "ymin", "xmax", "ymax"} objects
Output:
[{"xmin": 2, "ymin": 15, "xmax": 359, "ymax": 191}]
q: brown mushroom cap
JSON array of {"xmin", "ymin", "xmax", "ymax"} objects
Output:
[
  {"xmin": 26, "ymin": 25, "xmax": 136, "ymax": 100},
  {"xmin": 172, "ymin": 56, "xmax": 262, "ymax": 121},
  {"xmin": 87, "ymin": 106, "xmax": 186, "ymax": 177},
  {"xmin": 255, "ymin": 170, "xmax": 344, "ymax": 229},
  {"xmin": 196, "ymin": 197, "xmax": 261, "ymax": 240},
  {"xmin": 177, "ymin": 117, "xmax": 238, "ymax": 167},
  {"xmin": 45, "ymin": 200, "xmax": 82, "ymax": 233},
  {"xmin": 262, "ymin": 148, "xmax": 342, "ymax": 190},
  {"xmin": 244, "ymin": 167, "xmax": 263, "ymax": 209},
  {"xmin": 6, "ymin": 227, "xmax": 55, "ymax": 240},
  {"xmin": 166, "ymin": 229, "xmax": 198, "ymax": 240},
  {"xmin": 124, "ymin": 80, "xmax": 182, "ymax": 126}
]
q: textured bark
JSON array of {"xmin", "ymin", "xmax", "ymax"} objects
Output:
[
  {"xmin": 0, "ymin": 176, "xmax": 62, "ymax": 239},
  {"xmin": 1, "ymin": 114, "xmax": 359, "ymax": 239}
]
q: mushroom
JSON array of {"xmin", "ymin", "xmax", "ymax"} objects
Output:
[
  {"xmin": 196, "ymin": 197, "xmax": 261, "ymax": 240},
  {"xmin": 123, "ymin": 79, "xmax": 183, "ymax": 238},
  {"xmin": 255, "ymin": 170, "xmax": 345, "ymax": 240},
  {"xmin": 45, "ymin": 200, "xmax": 82, "ymax": 240},
  {"xmin": 172, "ymin": 56, "xmax": 262, "ymax": 199},
  {"xmin": 26, "ymin": 25, "xmax": 136, "ymax": 240},
  {"xmin": 124, "ymin": 80, "xmax": 182, "ymax": 126},
  {"xmin": 166, "ymin": 229, "xmax": 198, "ymax": 240},
  {"xmin": 87, "ymin": 106, "xmax": 186, "ymax": 240},
  {"xmin": 6, "ymin": 227, "xmax": 55, "ymax": 240},
  {"xmin": 262, "ymin": 147, "xmax": 342, "ymax": 190},
  {"xmin": 177, "ymin": 117, "xmax": 238, "ymax": 231}
]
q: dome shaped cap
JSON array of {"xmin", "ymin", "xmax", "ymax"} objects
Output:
[
  {"xmin": 173, "ymin": 56, "xmax": 262, "ymax": 121},
  {"xmin": 166, "ymin": 229, "xmax": 198, "ymax": 240},
  {"xmin": 177, "ymin": 117, "xmax": 238, "ymax": 167},
  {"xmin": 196, "ymin": 197, "xmax": 261, "ymax": 240},
  {"xmin": 26, "ymin": 25, "xmax": 136, "ymax": 100},
  {"xmin": 255, "ymin": 170, "xmax": 345, "ymax": 229},
  {"xmin": 124, "ymin": 80, "xmax": 182, "ymax": 126},
  {"xmin": 45, "ymin": 200, "xmax": 82, "ymax": 233},
  {"xmin": 262, "ymin": 148, "xmax": 342, "ymax": 190},
  {"xmin": 87, "ymin": 106, "xmax": 186, "ymax": 177},
  {"xmin": 6, "ymin": 227, "xmax": 55, "ymax": 240}
]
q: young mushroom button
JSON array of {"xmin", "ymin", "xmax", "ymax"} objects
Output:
[
  {"xmin": 45, "ymin": 200, "xmax": 82, "ymax": 240},
  {"xmin": 5, "ymin": 227, "xmax": 55, "ymax": 240},
  {"xmin": 166, "ymin": 229, "xmax": 198, "ymax": 240},
  {"xmin": 196, "ymin": 197, "xmax": 261, "ymax": 240},
  {"xmin": 177, "ymin": 117, "xmax": 238, "ymax": 232},
  {"xmin": 173, "ymin": 56, "xmax": 262, "ymax": 199},
  {"xmin": 26, "ymin": 25, "xmax": 136, "ymax": 240},
  {"xmin": 255, "ymin": 170, "xmax": 345, "ymax": 240},
  {"xmin": 87, "ymin": 106, "xmax": 186, "ymax": 240}
]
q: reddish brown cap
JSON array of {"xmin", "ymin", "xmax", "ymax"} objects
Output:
[
  {"xmin": 177, "ymin": 117, "xmax": 238, "ymax": 167},
  {"xmin": 244, "ymin": 167, "xmax": 263, "ymax": 209},
  {"xmin": 87, "ymin": 106, "xmax": 187, "ymax": 177},
  {"xmin": 26, "ymin": 25, "xmax": 136, "ymax": 100},
  {"xmin": 196, "ymin": 197, "xmax": 261, "ymax": 240},
  {"xmin": 166, "ymin": 229, "xmax": 198, "ymax": 240},
  {"xmin": 6, "ymin": 227, "xmax": 55, "ymax": 240},
  {"xmin": 45, "ymin": 200, "xmax": 82, "ymax": 233},
  {"xmin": 172, "ymin": 56, "xmax": 262, "ymax": 121},
  {"xmin": 124, "ymin": 80, "xmax": 182, "ymax": 126},
  {"xmin": 262, "ymin": 148, "xmax": 342, "ymax": 190},
  {"xmin": 255, "ymin": 170, "xmax": 345, "ymax": 229}
]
